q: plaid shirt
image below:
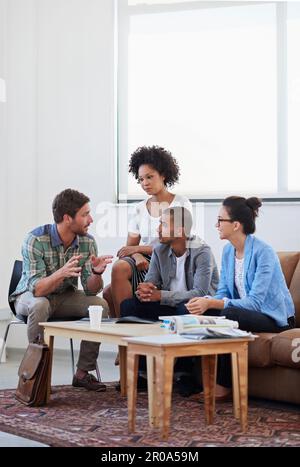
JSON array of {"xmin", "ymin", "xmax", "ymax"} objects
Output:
[{"xmin": 10, "ymin": 224, "xmax": 101, "ymax": 300}]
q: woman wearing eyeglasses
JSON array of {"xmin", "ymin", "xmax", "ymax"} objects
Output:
[{"xmin": 185, "ymin": 196, "xmax": 295, "ymax": 400}]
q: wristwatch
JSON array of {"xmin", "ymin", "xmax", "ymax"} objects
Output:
[{"xmin": 92, "ymin": 267, "xmax": 102, "ymax": 276}]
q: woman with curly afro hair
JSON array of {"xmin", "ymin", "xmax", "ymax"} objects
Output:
[{"xmin": 103, "ymin": 145, "xmax": 193, "ymax": 321}]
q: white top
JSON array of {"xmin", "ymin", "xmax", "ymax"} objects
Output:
[
  {"xmin": 234, "ymin": 257, "xmax": 246, "ymax": 299},
  {"xmin": 128, "ymin": 194, "xmax": 193, "ymax": 246},
  {"xmin": 169, "ymin": 251, "xmax": 188, "ymax": 292}
]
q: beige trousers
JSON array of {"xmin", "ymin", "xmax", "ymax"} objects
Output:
[{"xmin": 15, "ymin": 289, "xmax": 108, "ymax": 372}]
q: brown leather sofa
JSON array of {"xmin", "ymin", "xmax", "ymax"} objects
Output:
[{"xmin": 248, "ymin": 252, "xmax": 300, "ymax": 405}]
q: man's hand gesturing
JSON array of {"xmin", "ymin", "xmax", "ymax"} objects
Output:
[
  {"xmin": 91, "ymin": 255, "xmax": 113, "ymax": 275},
  {"xmin": 60, "ymin": 255, "xmax": 83, "ymax": 278}
]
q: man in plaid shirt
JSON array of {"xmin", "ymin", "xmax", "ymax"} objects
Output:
[{"xmin": 10, "ymin": 189, "xmax": 113, "ymax": 391}]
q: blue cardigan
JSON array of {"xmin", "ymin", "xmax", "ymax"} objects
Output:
[{"xmin": 214, "ymin": 235, "xmax": 295, "ymax": 327}]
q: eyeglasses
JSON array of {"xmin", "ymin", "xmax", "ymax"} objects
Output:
[{"xmin": 216, "ymin": 218, "xmax": 234, "ymax": 227}]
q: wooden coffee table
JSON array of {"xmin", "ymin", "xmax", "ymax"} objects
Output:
[
  {"xmin": 41, "ymin": 321, "xmax": 169, "ymax": 408},
  {"xmin": 124, "ymin": 334, "xmax": 255, "ymax": 440}
]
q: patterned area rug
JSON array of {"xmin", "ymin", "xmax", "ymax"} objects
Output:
[{"xmin": 0, "ymin": 384, "xmax": 299, "ymax": 447}]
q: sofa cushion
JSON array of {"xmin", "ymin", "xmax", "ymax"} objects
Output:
[
  {"xmin": 277, "ymin": 252, "xmax": 300, "ymax": 288},
  {"xmin": 248, "ymin": 333, "xmax": 276, "ymax": 368},
  {"xmin": 271, "ymin": 328, "xmax": 300, "ymax": 369},
  {"xmin": 289, "ymin": 261, "xmax": 300, "ymax": 327},
  {"xmin": 249, "ymin": 367, "xmax": 300, "ymax": 404}
]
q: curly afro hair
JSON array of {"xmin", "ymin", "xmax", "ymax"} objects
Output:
[{"xmin": 129, "ymin": 145, "xmax": 180, "ymax": 187}]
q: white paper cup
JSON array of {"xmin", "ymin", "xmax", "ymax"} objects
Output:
[{"xmin": 89, "ymin": 306, "xmax": 103, "ymax": 329}]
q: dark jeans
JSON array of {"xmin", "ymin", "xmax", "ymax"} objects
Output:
[
  {"xmin": 120, "ymin": 297, "xmax": 187, "ymax": 320},
  {"xmin": 204, "ymin": 307, "xmax": 294, "ymax": 388}
]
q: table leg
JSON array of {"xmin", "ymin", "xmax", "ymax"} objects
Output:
[
  {"xmin": 44, "ymin": 332, "xmax": 54, "ymax": 404},
  {"xmin": 119, "ymin": 345, "xmax": 127, "ymax": 397},
  {"xmin": 202, "ymin": 354, "xmax": 217, "ymax": 425},
  {"xmin": 127, "ymin": 350, "xmax": 139, "ymax": 433},
  {"xmin": 155, "ymin": 353, "xmax": 174, "ymax": 440},
  {"xmin": 231, "ymin": 352, "xmax": 240, "ymax": 419},
  {"xmin": 237, "ymin": 344, "xmax": 248, "ymax": 432},
  {"xmin": 147, "ymin": 355, "xmax": 158, "ymax": 427}
]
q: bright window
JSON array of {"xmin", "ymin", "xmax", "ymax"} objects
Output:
[
  {"xmin": 287, "ymin": 2, "xmax": 300, "ymax": 191},
  {"xmin": 118, "ymin": 1, "xmax": 300, "ymax": 200}
]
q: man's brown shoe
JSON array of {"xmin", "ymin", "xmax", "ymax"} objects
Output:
[{"xmin": 72, "ymin": 373, "xmax": 106, "ymax": 392}]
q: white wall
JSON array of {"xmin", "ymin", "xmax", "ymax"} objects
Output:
[
  {"xmin": 0, "ymin": 1, "xmax": 300, "ymax": 351},
  {"xmin": 0, "ymin": 0, "xmax": 8, "ymax": 315},
  {"xmin": 0, "ymin": 0, "xmax": 115, "ymax": 310}
]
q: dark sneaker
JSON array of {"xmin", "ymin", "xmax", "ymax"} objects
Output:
[
  {"xmin": 174, "ymin": 374, "xmax": 202, "ymax": 398},
  {"xmin": 137, "ymin": 375, "xmax": 148, "ymax": 392},
  {"xmin": 72, "ymin": 373, "xmax": 106, "ymax": 392}
]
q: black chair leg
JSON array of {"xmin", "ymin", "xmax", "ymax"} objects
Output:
[{"xmin": 70, "ymin": 338, "xmax": 75, "ymax": 376}]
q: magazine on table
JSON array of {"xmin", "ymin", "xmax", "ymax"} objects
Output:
[{"xmin": 159, "ymin": 314, "xmax": 253, "ymax": 339}]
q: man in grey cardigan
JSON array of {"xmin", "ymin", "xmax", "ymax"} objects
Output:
[{"xmin": 120, "ymin": 206, "xmax": 219, "ymax": 320}]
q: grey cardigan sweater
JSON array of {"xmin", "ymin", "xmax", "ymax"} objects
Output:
[{"xmin": 145, "ymin": 236, "xmax": 219, "ymax": 307}]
